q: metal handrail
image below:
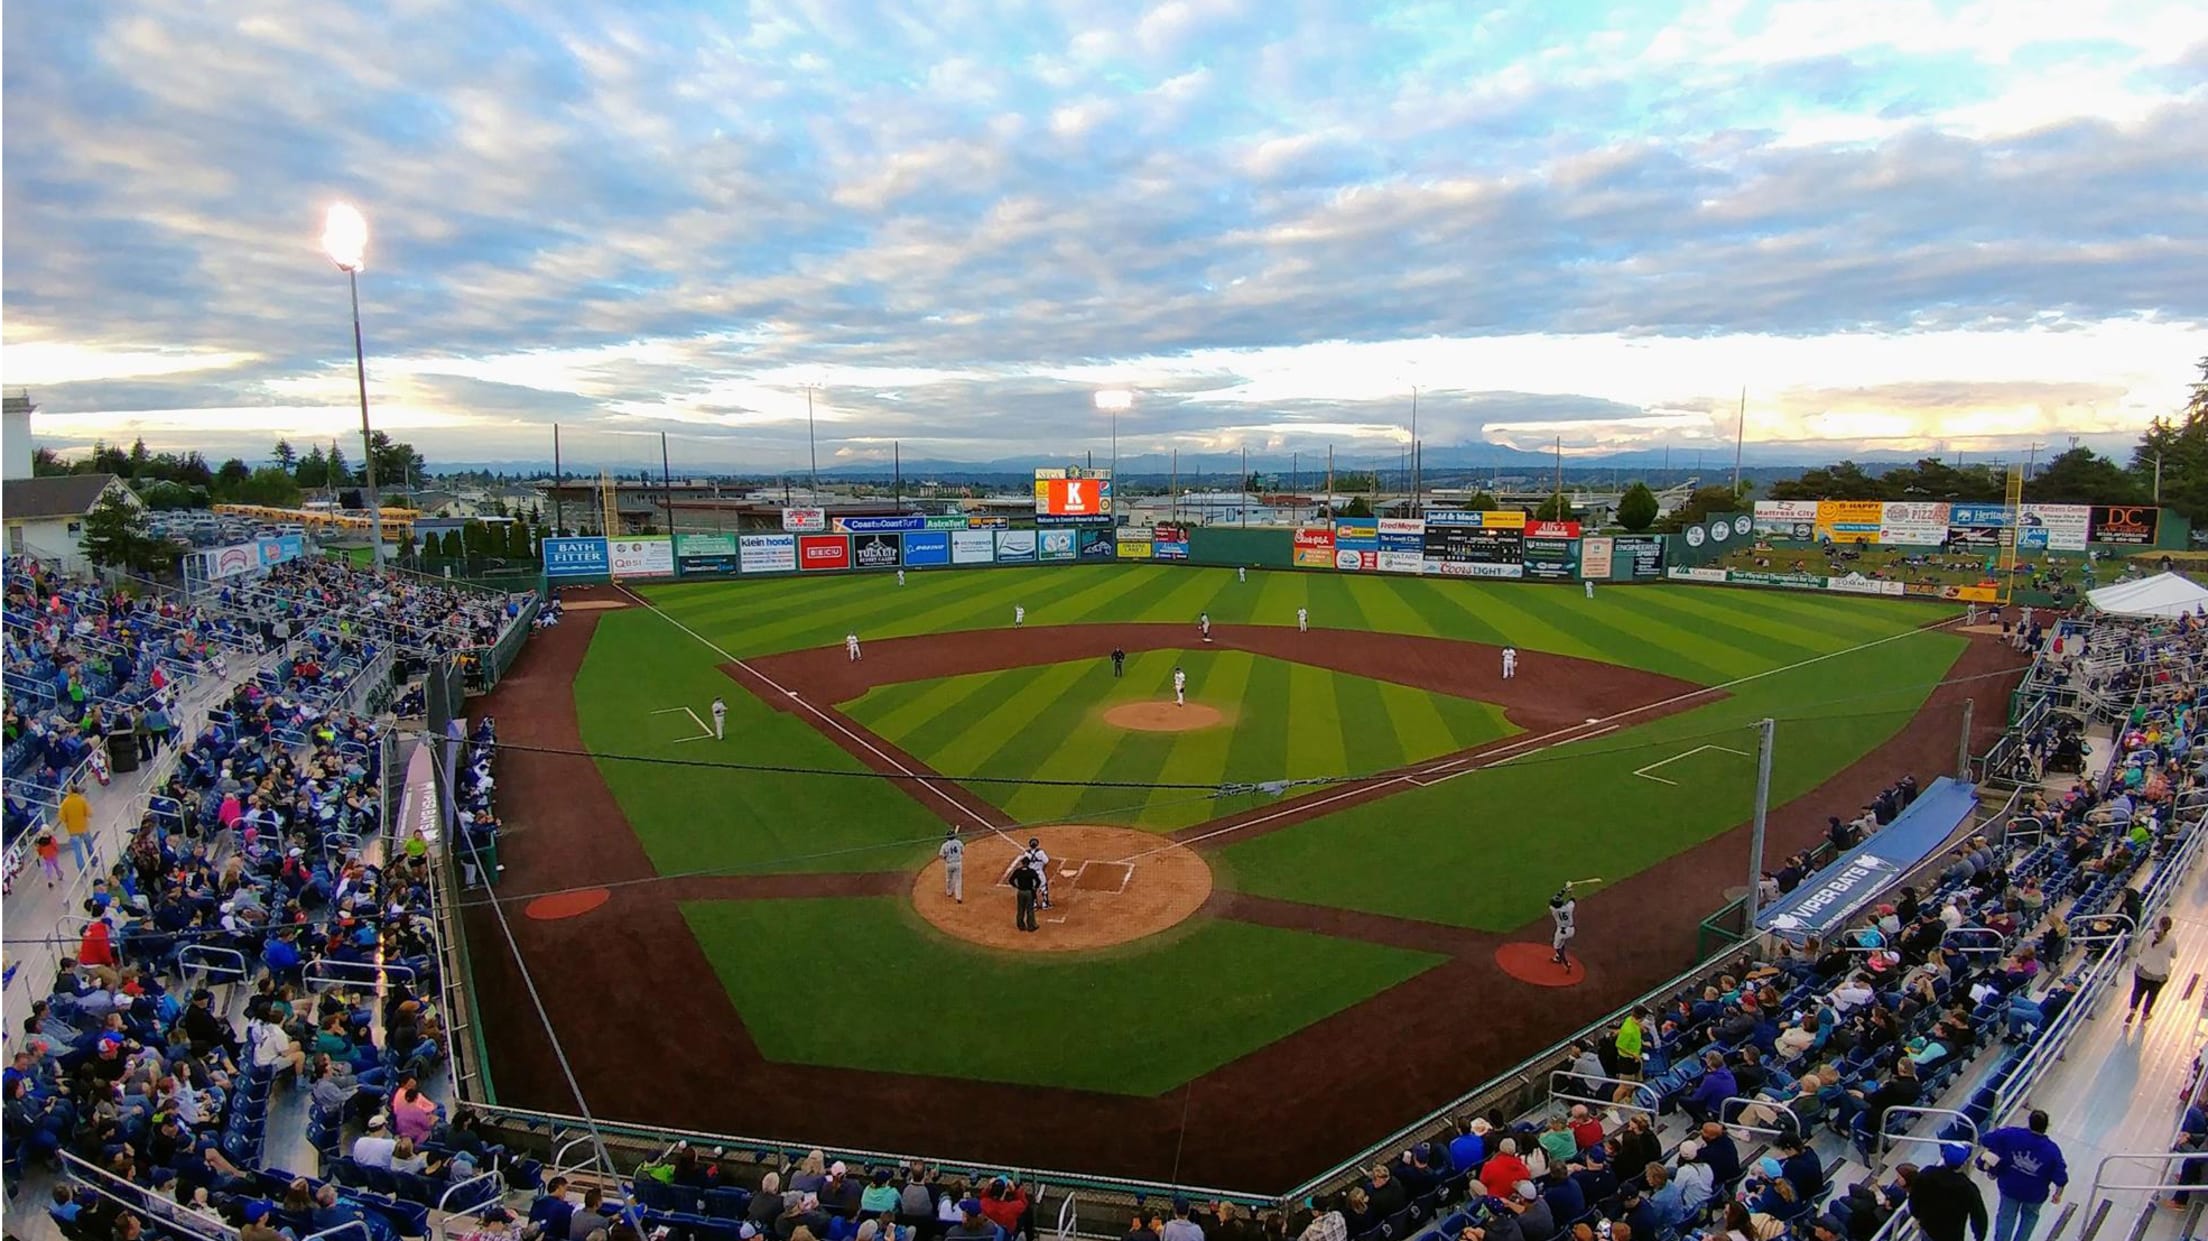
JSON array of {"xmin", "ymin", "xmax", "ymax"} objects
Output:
[
  {"xmin": 179, "ymin": 944, "xmax": 250, "ymax": 992},
  {"xmin": 300, "ymin": 1221, "xmax": 374, "ymax": 1241},
  {"xmin": 2083, "ymin": 1151, "xmax": 2208, "ymax": 1203},
  {"xmin": 1716, "ymin": 1094, "xmax": 1802, "ymax": 1140},
  {"xmin": 303, "ymin": 957, "xmax": 417, "ymax": 993},
  {"xmin": 435, "ymin": 1168, "xmax": 507, "ymax": 1216},
  {"xmin": 1546, "ymin": 1070, "xmax": 1661, "ymax": 1117},
  {"xmin": 1057, "ymin": 1193, "xmax": 1079, "ymax": 1241},
  {"xmin": 59, "ymin": 1149, "xmax": 240, "ymax": 1241},
  {"xmin": 1878, "ymin": 1106, "xmax": 1980, "ymax": 1163}
]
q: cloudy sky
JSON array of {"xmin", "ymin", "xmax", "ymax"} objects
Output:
[{"xmin": 5, "ymin": 0, "xmax": 2205, "ymax": 474}]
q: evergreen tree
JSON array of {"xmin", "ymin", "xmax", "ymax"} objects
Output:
[
  {"xmin": 271, "ymin": 438, "xmax": 299, "ymax": 472},
  {"xmin": 295, "ymin": 445, "xmax": 329, "ymax": 488},
  {"xmin": 1616, "ymin": 482, "xmax": 1659, "ymax": 531},
  {"xmin": 1533, "ymin": 492, "xmax": 1573, "ymax": 521},
  {"xmin": 80, "ymin": 489, "xmax": 163, "ymax": 572}
]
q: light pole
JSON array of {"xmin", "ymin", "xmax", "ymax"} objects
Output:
[
  {"xmin": 804, "ymin": 383, "xmax": 820, "ymax": 498},
  {"xmin": 1094, "ymin": 389, "xmax": 1132, "ymax": 477},
  {"xmin": 322, "ymin": 203, "xmax": 385, "ymax": 566}
]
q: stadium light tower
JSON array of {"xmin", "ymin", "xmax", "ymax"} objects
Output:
[
  {"xmin": 1095, "ymin": 389, "xmax": 1134, "ymax": 475},
  {"xmin": 322, "ymin": 202, "xmax": 385, "ymax": 566}
]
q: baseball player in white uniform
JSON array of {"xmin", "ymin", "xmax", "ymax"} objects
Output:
[
  {"xmin": 846, "ymin": 632, "xmax": 862, "ymax": 661},
  {"xmin": 897, "ymin": 569, "xmax": 906, "ymax": 586},
  {"xmin": 710, "ymin": 696, "xmax": 727, "ymax": 740},
  {"xmin": 1501, "ymin": 645, "xmax": 1518, "ymax": 679},
  {"xmin": 1023, "ymin": 837, "xmax": 1053, "ymax": 909},
  {"xmin": 1173, "ymin": 666, "xmax": 1188, "ymax": 706},
  {"xmin": 1584, "ymin": 579, "xmax": 1595, "ymax": 600},
  {"xmin": 939, "ymin": 829, "xmax": 965, "ymax": 902},
  {"xmin": 1238, "ymin": 566, "xmax": 1247, "ymax": 583},
  {"xmin": 1297, "ymin": 607, "xmax": 1308, "ymax": 632},
  {"xmin": 1549, "ymin": 889, "xmax": 1577, "ymax": 965},
  {"xmin": 1199, "ymin": 612, "xmax": 1212, "ymax": 643},
  {"xmin": 1014, "ymin": 605, "xmax": 1026, "ymax": 627}
]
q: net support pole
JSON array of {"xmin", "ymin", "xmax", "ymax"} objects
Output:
[
  {"xmin": 1958, "ymin": 698, "xmax": 1975, "ymax": 780},
  {"xmin": 1743, "ymin": 717, "xmax": 1777, "ymax": 931}
]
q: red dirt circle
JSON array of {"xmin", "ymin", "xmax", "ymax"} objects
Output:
[
  {"xmin": 1102, "ymin": 701, "xmax": 1227, "ymax": 732},
  {"xmin": 525, "ymin": 888, "xmax": 612, "ymax": 920},
  {"xmin": 1494, "ymin": 942, "xmax": 1586, "ymax": 988},
  {"xmin": 913, "ymin": 825, "xmax": 1213, "ymax": 952}
]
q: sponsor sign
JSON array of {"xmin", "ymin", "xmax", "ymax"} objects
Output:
[
  {"xmin": 1946, "ymin": 522, "xmax": 2011, "ymax": 550},
  {"xmin": 2019, "ymin": 503, "xmax": 2089, "ymax": 551},
  {"xmin": 798, "ymin": 534, "xmax": 851, "ymax": 571},
  {"xmin": 1948, "ymin": 503, "xmax": 2012, "ymax": 528},
  {"xmin": 950, "ymin": 528, "xmax": 996, "ymax": 564},
  {"xmin": 1756, "ymin": 777, "xmax": 1978, "ymax": 943},
  {"xmin": 1521, "ymin": 537, "xmax": 1580, "ymax": 580},
  {"xmin": 1151, "ymin": 524, "xmax": 1191, "ymax": 560},
  {"xmin": 1903, "ymin": 582, "xmax": 2002, "ymax": 603},
  {"xmin": 674, "ymin": 533, "xmax": 739, "ymax": 573},
  {"xmin": 609, "ymin": 536, "xmax": 676, "ymax": 579},
  {"xmin": 738, "ymin": 534, "xmax": 797, "ymax": 574},
  {"xmin": 1376, "ymin": 550, "xmax": 1426, "ymax": 574},
  {"xmin": 1667, "ymin": 566, "xmax": 1730, "ymax": 583},
  {"xmin": 1117, "ymin": 539, "xmax": 1154, "ymax": 560},
  {"xmin": 1377, "ymin": 517, "xmax": 1427, "ymax": 537},
  {"xmin": 1332, "ymin": 518, "xmax": 1379, "ymax": 552},
  {"xmin": 1879, "ymin": 501, "xmax": 1950, "ymax": 547},
  {"xmin": 1581, "ymin": 536, "xmax": 1614, "ymax": 580},
  {"xmin": 1614, "ymin": 536, "xmax": 1665, "ymax": 578},
  {"xmin": 1422, "ymin": 525, "xmax": 1522, "ymax": 576},
  {"xmin": 1077, "ymin": 529, "xmax": 1116, "ymax": 559},
  {"xmin": 781, "ymin": 507, "xmax": 826, "ymax": 533},
  {"xmin": 543, "ymin": 536, "xmax": 610, "ymax": 578},
  {"xmin": 1730, "ymin": 569, "xmax": 1830, "ymax": 589},
  {"xmin": 1425, "ymin": 509, "xmax": 1527, "ymax": 528},
  {"xmin": 2090, "ymin": 504, "xmax": 2158, "ymax": 545},
  {"xmin": 1813, "ymin": 499, "xmax": 1885, "ymax": 544},
  {"xmin": 207, "ymin": 543, "xmax": 260, "ymax": 580},
  {"xmin": 1034, "ymin": 476, "xmax": 1112, "ymax": 517},
  {"xmin": 1292, "ymin": 526, "xmax": 1335, "ymax": 568},
  {"xmin": 1524, "ymin": 520, "xmax": 1582, "ymax": 539},
  {"xmin": 1034, "ymin": 512, "xmax": 1116, "ymax": 527},
  {"xmin": 851, "ymin": 532, "xmax": 903, "ymax": 569},
  {"xmin": 902, "ymin": 530, "xmax": 951, "ymax": 566},
  {"xmin": 1685, "ymin": 525, "xmax": 1705, "ymax": 547},
  {"xmin": 1038, "ymin": 529, "xmax": 1077, "ymax": 562},
  {"xmin": 835, "ymin": 515, "xmax": 925, "ymax": 533},
  {"xmin": 995, "ymin": 529, "xmax": 1038, "ymax": 562},
  {"xmin": 1755, "ymin": 500, "xmax": 1820, "ymax": 526},
  {"xmin": 1335, "ymin": 549, "xmax": 1378, "ymax": 571},
  {"xmin": 1707, "ymin": 518, "xmax": 1734, "ymax": 544}
]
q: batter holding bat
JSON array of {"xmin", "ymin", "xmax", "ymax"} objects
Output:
[{"xmin": 1550, "ymin": 877, "xmax": 1601, "ymax": 967}]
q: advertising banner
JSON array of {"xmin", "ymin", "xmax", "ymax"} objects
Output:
[
  {"xmin": 995, "ymin": 529, "xmax": 1038, "ymax": 562},
  {"xmin": 1756, "ymin": 777, "xmax": 1978, "ymax": 943},
  {"xmin": 1753, "ymin": 500, "xmax": 1820, "ymax": 538},
  {"xmin": 1814, "ymin": 500, "xmax": 1885, "ymax": 544},
  {"xmin": 205, "ymin": 543, "xmax": 261, "ymax": 580},
  {"xmin": 1423, "ymin": 526, "xmax": 1523, "ymax": 577},
  {"xmin": 851, "ymin": 533, "xmax": 903, "ymax": 570},
  {"xmin": 1903, "ymin": 582, "xmax": 2003, "ymax": 603},
  {"xmin": 1580, "ymin": 536, "xmax": 1614, "ymax": 580},
  {"xmin": 738, "ymin": 533, "xmax": 796, "ymax": 574},
  {"xmin": 1038, "ymin": 529, "xmax": 1077, "ymax": 562},
  {"xmin": 1151, "ymin": 524, "xmax": 1191, "ymax": 560},
  {"xmin": 1376, "ymin": 551, "xmax": 1426, "ymax": 574},
  {"xmin": 835, "ymin": 515, "xmax": 926, "ymax": 533},
  {"xmin": 1879, "ymin": 501, "xmax": 1950, "ymax": 547},
  {"xmin": 798, "ymin": 534, "xmax": 851, "ymax": 571},
  {"xmin": 1667, "ymin": 566, "xmax": 1731, "ymax": 583},
  {"xmin": 781, "ymin": 508, "xmax": 826, "ymax": 533},
  {"xmin": 1377, "ymin": 518, "xmax": 1425, "ymax": 565},
  {"xmin": 950, "ymin": 528, "xmax": 996, "ymax": 564},
  {"xmin": 2019, "ymin": 503, "xmax": 2089, "ymax": 551},
  {"xmin": 675, "ymin": 534, "xmax": 740, "ymax": 574},
  {"xmin": 2089, "ymin": 504, "xmax": 2159, "ymax": 545},
  {"xmin": 1377, "ymin": 517, "xmax": 1427, "ymax": 538},
  {"xmin": 1332, "ymin": 517, "xmax": 1379, "ymax": 551},
  {"xmin": 1524, "ymin": 520, "xmax": 1582, "ymax": 539},
  {"xmin": 609, "ymin": 536, "xmax": 676, "ymax": 579},
  {"xmin": 1729, "ymin": 569, "xmax": 1830, "ymax": 590},
  {"xmin": 543, "ymin": 536, "xmax": 610, "ymax": 578},
  {"xmin": 1521, "ymin": 538, "xmax": 1580, "ymax": 580},
  {"xmin": 1335, "ymin": 549, "xmax": 1378, "ymax": 571},
  {"xmin": 1948, "ymin": 503, "xmax": 2011, "ymax": 528},
  {"xmin": 1292, "ymin": 527, "xmax": 1335, "ymax": 568},
  {"xmin": 1117, "ymin": 539, "xmax": 1154, "ymax": 560},
  {"xmin": 1425, "ymin": 509, "xmax": 1527, "ymax": 528},
  {"xmin": 1034, "ymin": 476, "xmax": 1112, "ymax": 517},
  {"xmin": 1945, "ymin": 520, "xmax": 2011, "ymax": 550},
  {"xmin": 902, "ymin": 530, "xmax": 951, "ymax": 566},
  {"xmin": 1826, "ymin": 573, "xmax": 1906, "ymax": 597},
  {"xmin": 1077, "ymin": 529, "xmax": 1117, "ymax": 560},
  {"xmin": 1614, "ymin": 536, "xmax": 1666, "ymax": 578}
]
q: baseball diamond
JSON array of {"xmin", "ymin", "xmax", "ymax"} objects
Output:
[{"xmin": 457, "ymin": 563, "xmax": 2027, "ymax": 1189}]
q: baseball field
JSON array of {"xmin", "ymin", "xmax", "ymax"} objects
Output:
[{"xmin": 461, "ymin": 563, "xmax": 2025, "ymax": 1190}]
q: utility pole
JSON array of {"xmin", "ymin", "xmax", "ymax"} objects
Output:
[
  {"xmin": 1241, "ymin": 445, "xmax": 1248, "ymax": 527},
  {"xmin": 1326, "ymin": 445, "xmax": 1334, "ymax": 519},
  {"xmin": 1742, "ymin": 717, "xmax": 1777, "ymax": 930},
  {"xmin": 2154, "ymin": 453, "xmax": 2163, "ymax": 503},
  {"xmin": 1409, "ymin": 386, "xmax": 1420, "ymax": 514},
  {"xmin": 1731, "ymin": 387, "xmax": 1746, "ymax": 497},
  {"xmin": 552, "ymin": 423, "xmax": 564, "ymax": 535},
  {"xmin": 2024, "ymin": 441, "xmax": 2044, "ymax": 482},
  {"xmin": 659, "ymin": 431, "xmax": 673, "ymax": 536},
  {"xmin": 1171, "ymin": 449, "xmax": 1178, "ymax": 525},
  {"xmin": 1294, "ymin": 450, "xmax": 1300, "ymax": 494},
  {"xmin": 894, "ymin": 441, "xmax": 901, "ymax": 509},
  {"xmin": 805, "ymin": 384, "xmax": 820, "ymax": 498},
  {"xmin": 1554, "ymin": 435, "xmax": 1563, "ymax": 505}
]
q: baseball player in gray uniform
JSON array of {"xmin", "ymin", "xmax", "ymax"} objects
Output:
[
  {"xmin": 939, "ymin": 829, "xmax": 965, "ymax": 902},
  {"xmin": 1023, "ymin": 836, "xmax": 1053, "ymax": 909}
]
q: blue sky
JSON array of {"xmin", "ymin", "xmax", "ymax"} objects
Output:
[{"xmin": 4, "ymin": 0, "xmax": 2204, "ymax": 472}]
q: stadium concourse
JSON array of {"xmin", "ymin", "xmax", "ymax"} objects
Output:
[{"xmin": 7, "ymin": 565, "xmax": 2208, "ymax": 1241}]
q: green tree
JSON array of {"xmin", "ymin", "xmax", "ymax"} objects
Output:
[
  {"xmin": 1533, "ymin": 492, "xmax": 1573, "ymax": 521},
  {"xmin": 271, "ymin": 438, "xmax": 299, "ymax": 472},
  {"xmin": 398, "ymin": 529, "xmax": 419, "ymax": 559},
  {"xmin": 366, "ymin": 430, "xmax": 425, "ymax": 489},
  {"xmin": 438, "ymin": 529, "xmax": 464, "ymax": 559},
  {"xmin": 1616, "ymin": 481, "xmax": 1659, "ymax": 531},
  {"xmin": 504, "ymin": 521, "xmax": 533, "ymax": 559},
  {"xmin": 295, "ymin": 445, "xmax": 329, "ymax": 488},
  {"xmin": 326, "ymin": 444, "xmax": 351, "ymax": 487},
  {"xmin": 235, "ymin": 467, "xmax": 302, "ymax": 507},
  {"xmin": 1658, "ymin": 484, "xmax": 1745, "ymax": 531},
  {"xmin": 32, "ymin": 447, "xmax": 71, "ymax": 476},
  {"xmin": 88, "ymin": 440, "xmax": 130, "ymax": 476},
  {"xmin": 2023, "ymin": 447, "xmax": 2142, "ymax": 505},
  {"xmin": 127, "ymin": 438, "xmax": 151, "ymax": 476},
  {"xmin": 461, "ymin": 520, "xmax": 492, "ymax": 561},
  {"xmin": 2132, "ymin": 357, "xmax": 2208, "ymax": 519},
  {"xmin": 1766, "ymin": 461, "xmax": 1883, "ymax": 501},
  {"xmin": 213, "ymin": 458, "xmax": 253, "ymax": 497},
  {"xmin": 1878, "ymin": 457, "xmax": 2004, "ymax": 503},
  {"xmin": 79, "ymin": 489, "xmax": 164, "ymax": 572},
  {"xmin": 1464, "ymin": 491, "xmax": 1499, "ymax": 512},
  {"xmin": 1341, "ymin": 495, "xmax": 1373, "ymax": 517},
  {"xmin": 133, "ymin": 479, "xmax": 206, "ymax": 510}
]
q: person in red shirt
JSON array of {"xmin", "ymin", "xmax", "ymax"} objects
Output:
[
  {"xmin": 1568, "ymin": 1105, "xmax": 1606, "ymax": 1153},
  {"xmin": 1478, "ymin": 1138, "xmax": 1531, "ymax": 1199},
  {"xmin": 977, "ymin": 1179, "xmax": 1029, "ymax": 1236},
  {"xmin": 78, "ymin": 917, "xmax": 120, "ymax": 989}
]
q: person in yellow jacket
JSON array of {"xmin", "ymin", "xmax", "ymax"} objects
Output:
[{"xmin": 58, "ymin": 782, "xmax": 93, "ymax": 872}]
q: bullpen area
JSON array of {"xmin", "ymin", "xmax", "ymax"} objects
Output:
[{"xmin": 461, "ymin": 564, "xmax": 2025, "ymax": 1191}]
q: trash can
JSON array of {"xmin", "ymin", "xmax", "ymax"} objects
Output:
[{"xmin": 106, "ymin": 731, "xmax": 140, "ymax": 775}]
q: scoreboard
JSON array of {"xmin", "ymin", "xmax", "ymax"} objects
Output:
[{"xmin": 1034, "ymin": 467, "xmax": 1112, "ymax": 518}]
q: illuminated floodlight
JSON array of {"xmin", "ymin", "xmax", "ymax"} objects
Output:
[
  {"xmin": 323, "ymin": 202, "xmax": 368, "ymax": 272},
  {"xmin": 1093, "ymin": 389, "xmax": 1134, "ymax": 412}
]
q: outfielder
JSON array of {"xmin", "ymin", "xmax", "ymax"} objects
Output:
[
  {"xmin": 939, "ymin": 829, "xmax": 965, "ymax": 902},
  {"xmin": 710, "ymin": 696, "xmax": 727, "ymax": 740},
  {"xmin": 1297, "ymin": 607, "xmax": 1308, "ymax": 632},
  {"xmin": 1549, "ymin": 888, "xmax": 1577, "ymax": 966},
  {"xmin": 1199, "ymin": 612, "xmax": 1212, "ymax": 643},
  {"xmin": 897, "ymin": 569, "xmax": 906, "ymax": 587},
  {"xmin": 1173, "ymin": 665, "xmax": 1188, "ymax": 706},
  {"xmin": 1501, "ymin": 645, "xmax": 1518, "ymax": 679},
  {"xmin": 1584, "ymin": 580, "xmax": 1595, "ymax": 600},
  {"xmin": 846, "ymin": 632, "xmax": 862, "ymax": 661},
  {"xmin": 1023, "ymin": 836, "xmax": 1053, "ymax": 909},
  {"xmin": 1238, "ymin": 566, "xmax": 1247, "ymax": 583},
  {"xmin": 1015, "ymin": 605, "xmax": 1026, "ymax": 627}
]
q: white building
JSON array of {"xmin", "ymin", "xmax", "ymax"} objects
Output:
[
  {"xmin": 4, "ymin": 393, "xmax": 34, "ymax": 481},
  {"xmin": 3, "ymin": 474, "xmax": 143, "ymax": 572}
]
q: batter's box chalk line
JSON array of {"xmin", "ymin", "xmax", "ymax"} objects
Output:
[
  {"xmin": 649, "ymin": 705, "xmax": 716, "ymax": 744},
  {"xmin": 1632, "ymin": 743, "xmax": 1750, "ymax": 786}
]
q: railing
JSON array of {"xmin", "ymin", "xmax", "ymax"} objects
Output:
[
  {"xmin": 1877, "ymin": 1105, "xmax": 1979, "ymax": 1164},
  {"xmin": 1546, "ymin": 1070, "xmax": 1661, "ymax": 1118},
  {"xmin": 60, "ymin": 1149, "xmax": 237, "ymax": 1241},
  {"xmin": 1993, "ymin": 933, "xmax": 2135, "ymax": 1120}
]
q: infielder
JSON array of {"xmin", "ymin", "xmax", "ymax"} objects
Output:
[
  {"xmin": 1022, "ymin": 836, "xmax": 1053, "ymax": 909},
  {"xmin": 1549, "ymin": 889, "xmax": 1577, "ymax": 966},
  {"xmin": 1199, "ymin": 612, "xmax": 1212, "ymax": 643},
  {"xmin": 1173, "ymin": 665, "xmax": 1188, "ymax": 706},
  {"xmin": 710, "ymin": 696, "xmax": 727, "ymax": 740},
  {"xmin": 1966, "ymin": 603, "xmax": 1979, "ymax": 626},
  {"xmin": 1110, "ymin": 646, "xmax": 1126, "ymax": 677},
  {"xmin": 1501, "ymin": 645, "xmax": 1518, "ymax": 679},
  {"xmin": 897, "ymin": 569, "xmax": 906, "ymax": 587},
  {"xmin": 845, "ymin": 632, "xmax": 862, "ymax": 661},
  {"xmin": 1296, "ymin": 606, "xmax": 1309, "ymax": 632},
  {"xmin": 1014, "ymin": 605, "xmax": 1026, "ymax": 627},
  {"xmin": 939, "ymin": 829, "xmax": 965, "ymax": 902}
]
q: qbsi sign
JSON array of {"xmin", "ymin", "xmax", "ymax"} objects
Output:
[{"xmin": 798, "ymin": 534, "xmax": 850, "ymax": 571}]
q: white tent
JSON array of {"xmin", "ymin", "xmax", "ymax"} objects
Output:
[{"xmin": 2086, "ymin": 571, "xmax": 2208, "ymax": 618}]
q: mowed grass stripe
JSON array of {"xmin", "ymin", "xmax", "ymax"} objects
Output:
[
  {"xmin": 1348, "ymin": 576, "xmax": 1441, "ymax": 637},
  {"xmin": 1560, "ymin": 590, "xmax": 1808, "ymax": 680},
  {"xmin": 1374, "ymin": 678, "xmax": 1463, "ymax": 763},
  {"xmin": 1392, "ymin": 579, "xmax": 1507, "ymax": 644},
  {"xmin": 928, "ymin": 659, "xmax": 1098, "ymax": 776},
  {"xmin": 1425, "ymin": 578, "xmax": 1610, "ymax": 662},
  {"xmin": 1630, "ymin": 588, "xmax": 1885, "ymax": 655},
  {"xmin": 1305, "ymin": 571, "xmax": 1377, "ymax": 633},
  {"xmin": 1502, "ymin": 585, "xmax": 1758, "ymax": 681},
  {"xmin": 1285, "ymin": 662, "xmax": 1351, "ymax": 778},
  {"xmin": 968, "ymin": 659, "xmax": 1127, "ymax": 824},
  {"xmin": 1149, "ymin": 652, "xmax": 1257, "ymax": 829},
  {"xmin": 1252, "ymin": 568, "xmax": 1306, "ymax": 629},
  {"xmin": 860, "ymin": 667, "xmax": 1009, "ymax": 739},
  {"xmin": 1686, "ymin": 587, "xmax": 1944, "ymax": 640},
  {"xmin": 1333, "ymin": 670, "xmax": 1404, "ymax": 775}
]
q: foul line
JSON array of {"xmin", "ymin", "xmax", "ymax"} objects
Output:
[
  {"xmin": 1632, "ymin": 743, "xmax": 1751, "ymax": 786},
  {"xmin": 650, "ymin": 705, "xmax": 715, "ymax": 744},
  {"xmin": 615, "ymin": 585, "xmax": 1011, "ymax": 841}
]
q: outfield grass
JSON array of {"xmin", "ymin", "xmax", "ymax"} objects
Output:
[
  {"xmin": 679, "ymin": 896, "xmax": 1445, "ymax": 1094},
  {"xmin": 844, "ymin": 649, "xmax": 1517, "ymax": 831}
]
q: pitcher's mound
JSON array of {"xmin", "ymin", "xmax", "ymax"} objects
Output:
[
  {"xmin": 1103, "ymin": 701, "xmax": 1227, "ymax": 732},
  {"xmin": 914, "ymin": 825, "xmax": 1212, "ymax": 952}
]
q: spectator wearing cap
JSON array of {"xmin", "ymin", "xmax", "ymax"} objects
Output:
[
  {"xmin": 1448, "ymin": 1117, "xmax": 1491, "ymax": 1173},
  {"xmin": 1396, "ymin": 1143, "xmax": 1440, "ymax": 1196},
  {"xmin": 946, "ymin": 1198, "xmax": 1003, "ymax": 1241},
  {"xmin": 978, "ymin": 1178, "xmax": 1029, "ymax": 1238},
  {"xmin": 1296, "ymin": 1195, "xmax": 1346, "ymax": 1241},
  {"xmin": 352, "ymin": 1115, "xmax": 398, "ymax": 1168},
  {"xmin": 862, "ymin": 1169, "xmax": 902, "ymax": 1215},
  {"xmin": 821, "ymin": 1162, "xmax": 862, "ymax": 1216},
  {"xmin": 1902, "ymin": 1148, "xmax": 1989, "ymax": 1241},
  {"xmin": 1808, "ymin": 1215, "xmax": 1847, "ymax": 1241},
  {"xmin": 1669, "ymin": 1140, "xmax": 1717, "ymax": 1217},
  {"xmin": 1506, "ymin": 1181, "xmax": 1556, "ymax": 1241},
  {"xmin": 777, "ymin": 1194, "xmax": 830, "ymax": 1241}
]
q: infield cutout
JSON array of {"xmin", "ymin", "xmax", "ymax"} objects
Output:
[
  {"xmin": 650, "ymin": 705, "xmax": 717, "ymax": 744},
  {"xmin": 1633, "ymin": 743, "xmax": 1749, "ymax": 786},
  {"xmin": 914, "ymin": 824, "xmax": 1212, "ymax": 952},
  {"xmin": 1102, "ymin": 701, "xmax": 1227, "ymax": 732}
]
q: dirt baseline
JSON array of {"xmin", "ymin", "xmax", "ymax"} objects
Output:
[
  {"xmin": 913, "ymin": 825, "xmax": 1213, "ymax": 951},
  {"xmin": 1102, "ymin": 700, "xmax": 1227, "ymax": 732}
]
